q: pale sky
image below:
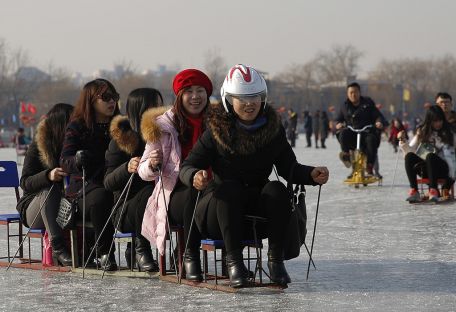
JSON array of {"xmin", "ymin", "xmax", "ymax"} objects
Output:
[{"xmin": 1, "ymin": 0, "xmax": 455, "ymax": 78}]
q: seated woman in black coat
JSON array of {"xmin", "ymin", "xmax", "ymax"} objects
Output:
[
  {"xmin": 104, "ymin": 88, "xmax": 164, "ymax": 271},
  {"xmin": 60, "ymin": 78, "xmax": 120, "ymax": 270},
  {"xmin": 17, "ymin": 103, "xmax": 74, "ymax": 266},
  {"xmin": 179, "ymin": 64, "xmax": 329, "ymax": 288}
]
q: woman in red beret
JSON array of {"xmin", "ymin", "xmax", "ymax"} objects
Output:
[{"xmin": 138, "ymin": 68, "xmax": 212, "ymax": 281}]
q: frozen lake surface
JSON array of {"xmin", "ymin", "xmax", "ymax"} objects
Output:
[{"xmin": 0, "ymin": 136, "xmax": 455, "ymax": 311}]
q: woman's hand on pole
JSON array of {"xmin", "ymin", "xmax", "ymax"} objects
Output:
[
  {"xmin": 311, "ymin": 167, "xmax": 329, "ymax": 185},
  {"xmin": 128, "ymin": 157, "xmax": 141, "ymax": 174},
  {"xmin": 148, "ymin": 149, "xmax": 162, "ymax": 171},
  {"xmin": 48, "ymin": 167, "xmax": 68, "ymax": 182},
  {"xmin": 193, "ymin": 170, "xmax": 209, "ymax": 190}
]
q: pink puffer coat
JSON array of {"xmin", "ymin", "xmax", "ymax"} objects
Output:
[{"xmin": 138, "ymin": 107, "xmax": 181, "ymax": 255}]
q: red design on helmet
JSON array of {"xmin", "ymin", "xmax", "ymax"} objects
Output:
[{"xmin": 229, "ymin": 65, "xmax": 252, "ymax": 82}]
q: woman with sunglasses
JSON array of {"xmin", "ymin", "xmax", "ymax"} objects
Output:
[
  {"xmin": 179, "ymin": 64, "xmax": 329, "ymax": 288},
  {"xmin": 17, "ymin": 103, "xmax": 74, "ymax": 266},
  {"xmin": 60, "ymin": 78, "xmax": 120, "ymax": 270},
  {"xmin": 104, "ymin": 88, "xmax": 164, "ymax": 272},
  {"xmin": 137, "ymin": 69, "xmax": 212, "ymax": 279}
]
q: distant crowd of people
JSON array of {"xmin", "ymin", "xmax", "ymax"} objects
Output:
[{"xmin": 281, "ymin": 85, "xmax": 456, "ymax": 203}]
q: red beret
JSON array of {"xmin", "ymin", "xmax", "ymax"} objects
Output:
[{"xmin": 172, "ymin": 69, "xmax": 213, "ymax": 96}]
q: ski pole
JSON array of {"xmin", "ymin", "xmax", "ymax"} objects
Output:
[
  {"xmin": 179, "ymin": 190, "xmax": 201, "ymax": 284},
  {"xmin": 7, "ymin": 184, "xmax": 56, "ymax": 271},
  {"xmin": 306, "ymin": 184, "xmax": 322, "ymax": 280}
]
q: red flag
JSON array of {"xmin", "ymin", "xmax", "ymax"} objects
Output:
[
  {"xmin": 27, "ymin": 103, "xmax": 37, "ymax": 115},
  {"xmin": 20, "ymin": 102, "xmax": 26, "ymax": 113}
]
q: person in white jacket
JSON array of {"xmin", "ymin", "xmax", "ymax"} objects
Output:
[{"xmin": 399, "ymin": 105, "xmax": 456, "ymax": 202}]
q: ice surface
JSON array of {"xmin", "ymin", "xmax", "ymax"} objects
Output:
[{"xmin": 0, "ymin": 136, "xmax": 455, "ymax": 312}]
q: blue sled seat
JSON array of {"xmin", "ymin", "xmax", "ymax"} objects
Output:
[
  {"xmin": 200, "ymin": 238, "xmax": 264, "ymax": 284},
  {"xmin": 26, "ymin": 228, "xmax": 46, "ymax": 264},
  {"xmin": 0, "ymin": 213, "xmax": 23, "ymax": 262},
  {"xmin": 113, "ymin": 232, "xmax": 135, "ymax": 271}
]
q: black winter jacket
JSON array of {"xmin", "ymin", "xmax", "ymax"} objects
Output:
[
  {"xmin": 180, "ymin": 105, "xmax": 317, "ymax": 190},
  {"xmin": 335, "ymin": 96, "xmax": 387, "ymax": 132},
  {"xmin": 104, "ymin": 115, "xmax": 152, "ymax": 228},
  {"xmin": 60, "ymin": 120, "xmax": 111, "ymax": 197},
  {"xmin": 16, "ymin": 119, "xmax": 64, "ymax": 227}
]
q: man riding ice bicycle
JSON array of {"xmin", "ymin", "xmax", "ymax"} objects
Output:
[{"xmin": 335, "ymin": 82, "xmax": 387, "ymax": 176}]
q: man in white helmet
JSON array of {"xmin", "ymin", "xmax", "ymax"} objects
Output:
[{"xmin": 180, "ymin": 64, "xmax": 329, "ymax": 288}]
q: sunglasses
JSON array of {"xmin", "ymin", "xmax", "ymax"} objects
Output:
[
  {"xmin": 230, "ymin": 95, "xmax": 262, "ymax": 104},
  {"xmin": 98, "ymin": 92, "xmax": 120, "ymax": 102}
]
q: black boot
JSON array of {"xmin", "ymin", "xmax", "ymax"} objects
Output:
[
  {"xmin": 183, "ymin": 249, "xmax": 202, "ymax": 282},
  {"xmin": 51, "ymin": 238, "xmax": 72, "ymax": 267},
  {"xmin": 226, "ymin": 249, "xmax": 249, "ymax": 288},
  {"xmin": 125, "ymin": 242, "xmax": 135, "ymax": 269},
  {"xmin": 100, "ymin": 252, "xmax": 118, "ymax": 271},
  {"xmin": 267, "ymin": 248, "xmax": 291, "ymax": 286},
  {"xmin": 135, "ymin": 237, "xmax": 159, "ymax": 272}
]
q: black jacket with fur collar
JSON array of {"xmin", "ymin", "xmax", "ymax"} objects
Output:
[
  {"xmin": 180, "ymin": 105, "xmax": 316, "ymax": 189},
  {"xmin": 104, "ymin": 115, "xmax": 153, "ymax": 229},
  {"xmin": 16, "ymin": 119, "xmax": 63, "ymax": 227}
]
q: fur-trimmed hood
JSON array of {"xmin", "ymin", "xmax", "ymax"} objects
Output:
[
  {"xmin": 207, "ymin": 105, "xmax": 281, "ymax": 155},
  {"xmin": 35, "ymin": 118, "xmax": 62, "ymax": 169},
  {"xmin": 110, "ymin": 115, "xmax": 144, "ymax": 156},
  {"xmin": 140, "ymin": 106, "xmax": 172, "ymax": 143}
]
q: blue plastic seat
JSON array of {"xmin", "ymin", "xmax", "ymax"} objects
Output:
[
  {"xmin": 0, "ymin": 213, "xmax": 21, "ymax": 222},
  {"xmin": 0, "ymin": 161, "xmax": 23, "ymax": 262},
  {"xmin": 113, "ymin": 232, "xmax": 136, "ymax": 271}
]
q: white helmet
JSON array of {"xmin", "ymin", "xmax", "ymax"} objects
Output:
[{"xmin": 221, "ymin": 64, "xmax": 268, "ymax": 113}]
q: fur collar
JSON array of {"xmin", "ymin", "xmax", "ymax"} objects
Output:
[
  {"xmin": 207, "ymin": 105, "xmax": 281, "ymax": 155},
  {"xmin": 140, "ymin": 106, "xmax": 171, "ymax": 143},
  {"xmin": 35, "ymin": 118, "xmax": 60, "ymax": 169},
  {"xmin": 109, "ymin": 115, "xmax": 144, "ymax": 156}
]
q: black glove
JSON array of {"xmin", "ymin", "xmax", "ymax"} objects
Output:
[{"xmin": 75, "ymin": 150, "xmax": 91, "ymax": 170}]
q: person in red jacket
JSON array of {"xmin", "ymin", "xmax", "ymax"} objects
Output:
[{"xmin": 389, "ymin": 117, "xmax": 408, "ymax": 153}]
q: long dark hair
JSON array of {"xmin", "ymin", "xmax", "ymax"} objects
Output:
[
  {"xmin": 71, "ymin": 78, "xmax": 120, "ymax": 129},
  {"xmin": 126, "ymin": 88, "xmax": 164, "ymax": 132},
  {"xmin": 172, "ymin": 88, "xmax": 209, "ymax": 145},
  {"xmin": 418, "ymin": 105, "xmax": 453, "ymax": 145},
  {"xmin": 43, "ymin": 103, "xmax": 74, "ymax": 160}
]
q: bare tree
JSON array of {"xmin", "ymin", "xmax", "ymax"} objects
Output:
[
  {"xmin": 203, "ymin": 47, "xmax": 227, "ymax": 97},
  {"xmin": 274, "ymin": 60, "xmax": 319, "ymax": 110},
  {"xmin": 315, "ymin": 44, "xmax": 363, "ymax": 83},
  {"xmin": 432, "ymin": 55, "xmax": 456, "ymax": 95}
]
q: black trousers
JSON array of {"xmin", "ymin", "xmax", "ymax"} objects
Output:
[
  {"xmin": 337, "ymin": 128, "xmax": 379, "ymax": 165},
  {"xmin": 404, "ymin": 152, "xmax": 452, "ymax": 189},
  {"xmin": 168, "ymin": 181, "xmax": 201, "ymax": 250},
  {"xmin": 305, "ymin": 131, "xmax": 312, "ymax": 147},
  {"xmin": 76, "ymin": 186, "xmax": 114, "ymax": 255},
  {"xmin": 120, "ymin": 185, "xmax": 154, "ymax": 242},
  {"xmin": 203, "ymin": 181, "xmax": 292, "ymax": 253}
]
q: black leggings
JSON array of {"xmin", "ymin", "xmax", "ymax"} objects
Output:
[
  {"xmin": 338, "ymin": 128, "xmax": 379, "ymax": 165},
  {"xmin": 76, "ymin": 186, "xmax": 114, "ymax": 255},
  {"xmin": 168, "ymin": 181, "xmax": 201, "ymax": 250},
  {"xmin": 120, "ymin": 185, "xmax": 154, "ymax": 241},
  {"xmin": 404, "ymin": 152, "xmax": 452, "ymax": 189},
  {"xmin": 204, "ymin": 181, "xmax": 291, "ymax": 253}
]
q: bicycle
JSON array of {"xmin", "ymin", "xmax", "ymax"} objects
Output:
[{"xmin": 343, "ymin": 125, "xmax": 382, "ymax": 188}]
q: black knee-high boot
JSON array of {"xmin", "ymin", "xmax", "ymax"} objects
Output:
[
  {"xmin": 135, "ymin": 237, "xmax": 158, "ymax": 272},
  {"xmin": 267, "ymin": 247, "xmax": 291, "ymax": 285},
  {"xmin": 183, "ymin": 249, "xmax": 203, "ymax": 281},
  {"xmin": 51, "ymin": 237, "xmax": 72, "ymax": 266},
  {"xmin": 226, "ymin": 249, "xmax": 249, "ymax": 288}
]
